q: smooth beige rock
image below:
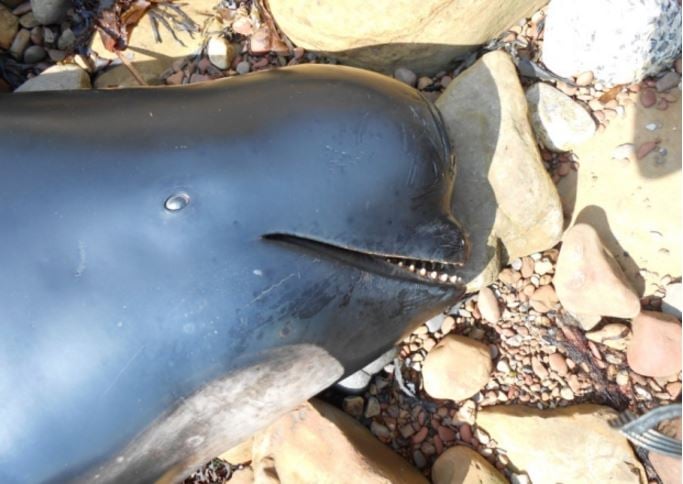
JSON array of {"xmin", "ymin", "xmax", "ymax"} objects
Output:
[
  {"xmin": 91, "ymin": 0, "xmax": 216, "ymax": 87},
  {"xmin": 585, "ymin": 323, "xmax": 631, "ymax": 351},
  {"xmin": 526, "ymin": 82, "xmax": 596, "ymax": 151},
  {"xmin": 571, "ymin": 312, "xmax": 602, "ymax": 329},
  {"xmin": 15, "ymin": 64, "xmax": 91, "ymax": 91},
  {"xmin": 561, "ymin": 94, "xmax": 682, "ymax": 295},
  {"xmin": 477, "ymin": 287, "xmax": 500, "ymax": 323},
  {"xmin": 218, "ymin": 437, "xmax": 253, "ymax": 464},
  {"xmin": 432, "ymin": 446, "xmax": 506, "ymax": 484},
  {"xmin": 529, "ymin": 285, "xmax": 559, "ymax": 313},
  {"xmin": 422, "ymin": 335, "xmax": 492, "ymax": 402},
  {"xmin": 436, "ymin": 51, "xmax": 563, "ymax": 270},
  {"xmin": 94, "ymin": 64, "xmax": 163, "ymax": 89},
  {"xmin": 229, "ymin": 466, "xmax": 255, "ymax": 484},
  {"xmin": 478, "ymin": 405, "xmax": 646, "ymax": 484},
  {"xmin": 554, "ymin": 224, "xmax": 640, "ymax": 326},
  {"xmin": 0, "ymin": 5, "xmax": 18, "ymax": 50},
  {"xmin": 268, "ymin": 0, "xmax": 546, "ymax": 74},
  {"xmin": 627, "ymin": 310, "xmax": 682, "ymax": 377},
  {"xmin": 251, "ymin": 400, "xmax": 427, "ymax": 484},
  {"xmin": 650, "ymin": 418, "xmax": 682, "ymax": 484}
]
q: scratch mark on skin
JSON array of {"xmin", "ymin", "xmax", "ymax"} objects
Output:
[
  {"xmin": 102, "ymin": 345, "xmax": 145, "ymax": 397},
  {"xmin": 407, "ymin": 162, "xmax": 417, "ymax": 186},
  {"xmin": 250, "ymin": 273, "xmax": 297, "ymax": 305}
]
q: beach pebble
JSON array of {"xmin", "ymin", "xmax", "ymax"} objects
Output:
[
  {"xmin": 207, "ymin": 36, "xmax": 235, "ymax": 70},
  {"xmin": 394, "ymin": 67, "xmax": 417, "ymax": 87},
  {"xmin": 627, "ymin": 310, "xmax": 682, "ymax": 377}
]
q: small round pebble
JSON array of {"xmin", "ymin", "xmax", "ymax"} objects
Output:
[
  {"xmin": 236, "ymin": 61, "xmax": 250, "ymax": 75},
  {"xmin": 417, "ymin": 76, "xmax": 432, "ymax": 90},
  {"xmin": 655, "ymin": 71, "xmax": 681, "ymax": 92},
  {"xmin": 412, "ymin": 450, "xmax": 426, "ymax": 469},
  {"xmin": 616, "ymin": 370, "xmax": 630, "ymax": 386},
  {"xmin": 496, "ymin": 359, "xmax": 511, "ymax": 373},
  {"xmin": 575, "ymin": 70, "xmax": 594, "ymax": 86},
  {"xmin": 548, "ymin": 353, "xmax": 568, "ymax": 376},
  {"xmin": 23, "ymin": 44, "xmax": 45, "ymax": 63},
  {"xmin": 394, "ymin": 67, "xmax": 417, "ymax": 87},
  {"xmin": 640, "ymin": 88, "xmax": 657, "ymax": 107},
  {"xmin": 459, "ymin": 423, "xmax": 473, "ymax": 442},
  {"xmin": 478, "ymin": 287, "xmax": 501, "ymax": 323}
]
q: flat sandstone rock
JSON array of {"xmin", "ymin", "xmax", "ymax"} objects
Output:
[
  {"xmin": 436, "ymin": 50, "xmax": 563, "ymax": 291},
  {"xmin": 431, "ymin": 446, "xmax": 506, "ymax": 484},
  {"xmin": 15, "ymin": 64, "xmax": 91, "ymax": 91},
  {"xmin": 268, "ymin": 0, "xmax": 546, "ymax": 74},
  {"xmin": 478, "ymin": 404, "xmax": 646, "ymax": 484},
  {"xmin": 251, "ymin": 400, "xmax": 427, "ymax": 484}
]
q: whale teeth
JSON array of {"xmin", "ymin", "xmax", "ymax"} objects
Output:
[{"xmin": 381, "ymin": 256, "xmax": 461, "ymax": 285}]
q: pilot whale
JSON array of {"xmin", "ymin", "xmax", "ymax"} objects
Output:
[{"xmin": 0, "ymin": 64, "xmax": 468, "ymax": 483}]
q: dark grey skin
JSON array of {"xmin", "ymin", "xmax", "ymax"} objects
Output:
[{"xmin": 0, "ymin": 64, "xmax": 468, "ymax": 483}]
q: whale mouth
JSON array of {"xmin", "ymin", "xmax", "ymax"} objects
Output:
[{"xmin": 263, "ymin": 233, "xmax": 465, "ymax": 288}]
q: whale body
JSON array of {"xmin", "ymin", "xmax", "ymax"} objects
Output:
[{"xmin": 0, "ymin": 64, "xmax": 468, "ymax": 483}]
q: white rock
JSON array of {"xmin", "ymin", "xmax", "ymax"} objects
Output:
[
  {"xmin": 543, "ymin": 0, "xmax": 682, "ymax": 86},
  {"xmin": 526, "ymin": 82, "xmax": 596, "ymax": 152},
  {"xmin": 496, "ymin": 359, "xmax": 511, "ymax": 373},
  {"xmin": 207, "ymin": 36, "xmax": 234, "ymax": 70},
  {"xmin": 425, "ymin": 313, "xmax": 446, "ymax": 333},
  {"xmin": 15, "ymin": 64, "xmax": 91, "ymax": 92},
  {"xmin": 394, "ymin": 67, "xmax": 417, "ymax": 87},
  {"xmin": 662, "ymin": 282, "xmax": 682, "ymax": 319}
]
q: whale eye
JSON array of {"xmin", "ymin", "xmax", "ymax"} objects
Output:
[{"xmin": 164, "ymin": 192, "xmax": 191, "ymax": 212}]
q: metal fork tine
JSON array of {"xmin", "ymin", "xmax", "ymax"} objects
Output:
[
  {"xmin": 642, "ymin": 431, "xmax": 682, "ymax": 455},
  {"xmin": 610, "ymin": 404, "xmax": 681, "ymax": 456},
  {"xmin": 621, "ymin": 429, "xmax": 682, "ymax": 457}
]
